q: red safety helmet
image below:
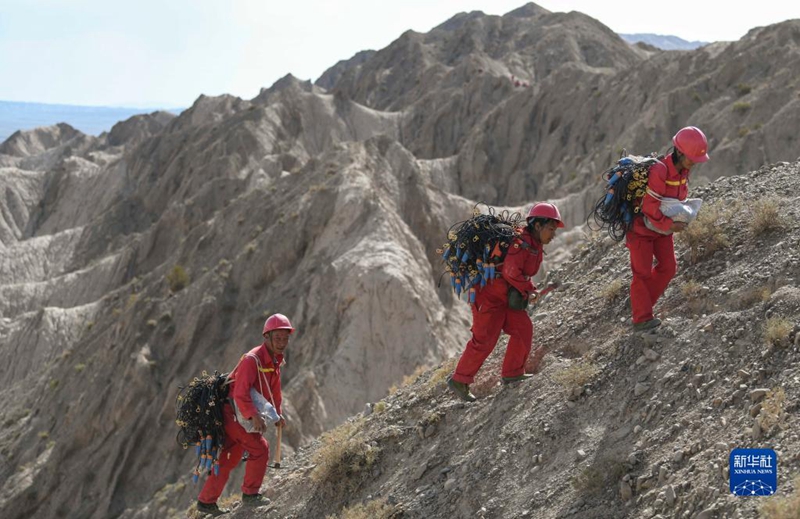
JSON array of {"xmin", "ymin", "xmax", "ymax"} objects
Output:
[
  {"xmin": 672, "ymin": 126, "xmax": 709, "ymax": 163},
  {"xmin": 527, "ymin": 202, "xmax": 565, "ymax": 228},
  {"xmin": 262, "ymin": 313, "xmax": 295, "ymax": 336}
]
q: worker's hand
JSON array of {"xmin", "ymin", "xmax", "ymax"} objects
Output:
[
  {"xmin": 252, "ymin": 415, "xmax": 268, "ymax": 434},
  {"xmin": 275, "ymin": 416, "xmax": 286, "ymax": 428},
  {"xmin": 670, "ymin": 221, "xmax": 688, "ymax": 233},
  {"xmin": 528, "ymin": 291, "xmax": 540, "ymax": 305}
]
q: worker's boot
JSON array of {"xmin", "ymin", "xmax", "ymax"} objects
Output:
[
  {"xmin": 632, "ymin": 318, "xmax": 661, "ymax": 332},
  {"xmin": 447, "ymin": 376, "xmax": 477, "ymax": 402},
  {"xmin": 502, "ymin": 374, "xmax": 534, "ymax": 384},
  {"xmin": 196, "ymin": 501, "xmax": 229, "ymax": 516},
  {"xmin": 242, "ymin": 493, "xmax": 271, "ymax": 507}
]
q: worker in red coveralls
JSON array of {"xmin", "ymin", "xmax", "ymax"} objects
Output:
[
  {"xmin": 628, "ymin": 126, "xmax": 709, "ymax": 331},
  {"xmin": 196, "ymin": 314, "xmax": 293, "ymax": 516},
  {"xmin": 447, "ymin": 203, "xmax": 564, "ymax": 402}
]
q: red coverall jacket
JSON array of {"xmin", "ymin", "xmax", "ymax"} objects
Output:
[
  {"xmin": 231, "ymin": 344, "xmax": 283, "ymax": 419},
  {"xmin": 641, "ymin": 154, "xmax": 691, "ymax": 234},
  {"xmin": 452, "ymin": 227, "xmax": 543, "ymax": 384},
  {"xmin": 501, "ymin": 228, "xmax": 544, "ymax": 300},
  {"xmin": 626, "ymin": 154, "xmax": 690, "ymax": 323}
]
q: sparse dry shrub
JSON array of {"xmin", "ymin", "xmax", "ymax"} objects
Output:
[
  {"xmin": 733, "ymin": 101, "xmax": 751, "ymax": 113},
  {"xmin": 154, "ymin": 481, "xmax": 186, "ymax": 506},
  {"xmin": 760, "ymin": 475, "xmax": 800, "ymax": 518},
  {"xmin": 765, "ymin": 317, "xmax": 792, "ymax": 347},
  {"xmin": 676, "ymin": 201, "xmax": 734, "ymax": 264},
  {"xmin": 738, "ymin": 127, "xmax": 750, "ymax": 138},
  {"xmin": 311, "ymin": 418, "xmax": 379, "ymax": 496},
  {"xmin": 373, "ymin": 401, "xmax": 386, "ymax": 414},
  {"xmin": 427, "ymin": 358, "xmax": 458, "ymax": 389},
  {"xmin": 681, "ymin": 280, "xmax": 714, "ymax": 315},
  {"xmin": 749, "ymin": 197, "xmax": 785, "ymax": 234},
  {"xmin": 572, "ymin": 456, "xmax": 627, "ymax": 494},
  {"xmin": 681, "ymin": 280, "xmax": 703, "ymax": 299},
  {"xmin": 166, "ymin": 265, "xmax": 190, "ymax": 292},
  {"xmin": 572, "ymin": 465, "xmax": 605, "ymax": 493},
  {"xmin": 758, "ymin": 387, "xmax": 787, "ymax": 433},
  {"xmin": 600, "ymin": 279, "xmax": 626, "ymax": 304},
  {"xmin": 215, "ymin": 494, "xmax": 238, "ymax": 512},
  {"xmin": 308, "ymin": 184, "xmax": 329, "ymax": 193},
  {"xmin": 736, "ymin": 83, "xmax": 752, "ymax": 96},
  {"xmin": 402, "ymin": 365, "xmax": 428, "ymax": 388},
  {"xmin": 732, "ymin": 285, "xmax": 772, "ymax": 310},
  {"xmin": 420, "ymin": 411, "xmax": 441, "ymax": 427},
  {"xmin": 327, "ymin": 497, "xmax": 397, "ymax": 519},
  {"xmin": 553, "ymin": 361, "xmax": 600, "ymax": 391},
  {"xmin": 560, "ymin": 340, "xmax": 591, "ymax": 359}
]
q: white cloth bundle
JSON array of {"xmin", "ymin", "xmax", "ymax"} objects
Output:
[
  {"xmin": 233, "ymin": 387, "xmax": 281, "ymax": 433},
  {"xmin": 659, "ymin": 197, "xmax": 703, "ymax": 223},
  {"xmin": 644, "ymin": 188, "xmax": 703, "ymax": 235}
]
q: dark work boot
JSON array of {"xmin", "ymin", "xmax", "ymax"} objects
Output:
[
  {"xmin": 242, "ymin": 493, "xmax": 271, "ymax": 507},
  {"xmin": 447, "ymin": 376, "xmax": 477, "ymax": 402},
  {"xmin": 632, "ymin": 318, "xmax": 662, "ymax": 332},
  {"xmin": 502, "ymin": 373, "xmax": 534, "ymax": 384},
  {"xmin": 196, "ymin": 501, "xmax": 229, "ymax": 516}
]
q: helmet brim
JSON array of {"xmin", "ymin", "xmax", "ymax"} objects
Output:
[
  {"xmin": 526, "ymin": 217, "xmax": 565, "ymax": 228},
  {"xmin": 263, "ymin": 326, "xmax": 295, "ymax": 336},
  {"xmin": 687, "ymin": 152, "xmax": 709, "ymax": 163}
]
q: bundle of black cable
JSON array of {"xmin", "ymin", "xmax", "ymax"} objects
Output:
[
  {"xmin": 588, "ymin": 156, "xmax": 658, "ymax": 242},
  {"xmin": 175, "ymin": 371, "xmax": 228, "ymax": 451},
  {"xmin": 440, "ymin": 205, "xmax": 524, "ymax": 294}
]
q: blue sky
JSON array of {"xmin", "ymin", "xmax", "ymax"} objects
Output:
[{"xmin": 1, "ymin": 0, "xmax": 798, "ymax": 108}]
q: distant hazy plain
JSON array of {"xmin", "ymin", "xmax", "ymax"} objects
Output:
[{"xmin": 0, "ymin": 100, "xmax": 179, "ymax": 143}]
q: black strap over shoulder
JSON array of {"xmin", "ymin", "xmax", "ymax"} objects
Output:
[{"xmin": 512, "ymin": 238, "xmax": 539, "ymax": 255}]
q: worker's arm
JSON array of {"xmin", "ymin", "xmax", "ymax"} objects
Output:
[
  {"xmin": 502, "ymin": 241, "xmax": 535, "ymax": 297},
  {"xmin": 641, "ymin": 162, "xmax": 676, "ymax": 233},
  {"xmin": 232, "ymin": 356, "xmax": 259, "ymax": 420}
]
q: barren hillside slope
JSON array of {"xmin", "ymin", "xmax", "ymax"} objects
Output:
[{"xmin": 184, "ymin": 161, "xmax": 800, "ymax": 519}]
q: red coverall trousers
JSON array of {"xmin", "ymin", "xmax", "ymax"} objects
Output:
[
  {"xmin": 451, "ymin": 279, "xmax": 533, "ymax": 384},
  {"xmin": 626, "ymin": 219, "xmax": 677, "ymax": 324},
  {"xmin": 198, "ymin": 403, "xmax": 269, "ymax": 504}
]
